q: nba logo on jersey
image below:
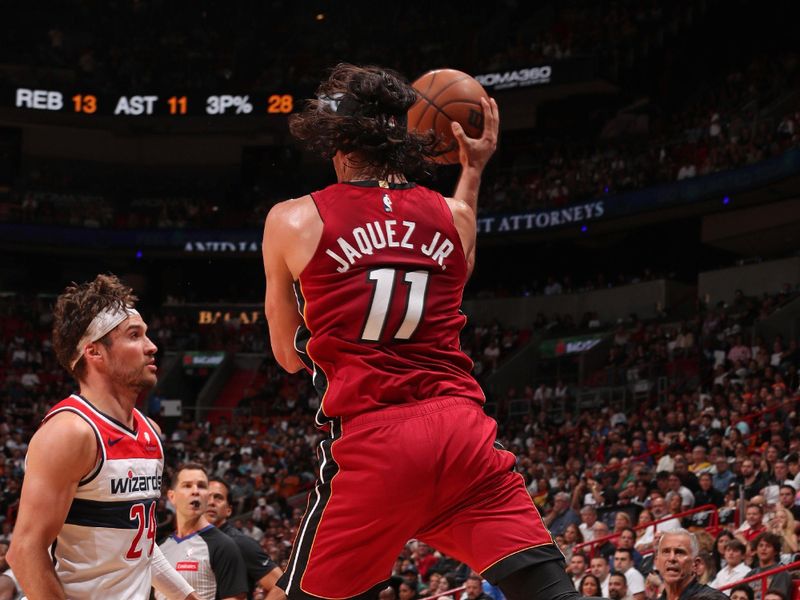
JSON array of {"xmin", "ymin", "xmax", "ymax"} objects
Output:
[{"xmin": 383, "ymin": 193, "xmax": 392, "ymax": 212}]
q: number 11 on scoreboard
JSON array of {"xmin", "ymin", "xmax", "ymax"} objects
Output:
[{"xmin": 167, "ymin": 96, "xmax": 187, "ymax": 115}]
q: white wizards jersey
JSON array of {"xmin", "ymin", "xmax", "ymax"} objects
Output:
[{"xmin": 43, "ymin": 394, "xmax": 164, "ymax": 600}]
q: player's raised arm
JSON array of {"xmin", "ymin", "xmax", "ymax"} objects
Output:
[
  {"xmin": 6, "ymin": 413, "xmax": 97, "ymax": 600},
  {"xmin": 451, "ymin": 96, "xmax": 499, "ymax": 215},
  {"xmin": 447, "ymin": 97, "xmax": 499, "ymax": 276}
]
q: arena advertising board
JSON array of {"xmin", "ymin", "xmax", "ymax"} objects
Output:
[
  {"xmin": 477, "ymin": 201, "xmax": 605, "ymax": 234},
  {"xmin": 539, "ymin": 333, "xmax": 606, "ymax": 358},
  {"xmin": 182, "ymin": 351, "xmax": 226, "ymax": 368},
  {"xmin": 474, "ymin": 58, "xmax": 596, "ymax": 91}
]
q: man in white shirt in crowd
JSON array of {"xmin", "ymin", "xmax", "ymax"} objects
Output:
[
  {"xmin": 635, "ymin": 494, "xmax": 681, "ymax": 553},
  {"xmin": 666, "ymin": 473, "xmax": 695, "ymax": 509},
  {"xmin": 613, "ymin": 548, "xmax": 644, "ymax": 600},
  {"xmin": 568, "ymin": 553, "xmax": 587, "ymax": 591},
  {"xmin": 579, "ymin": 506, "xmax": 598, "ymax": 542},
  {"xmin": 590, "ymin": 555, "xmax": 611, "ymax": 598},
  {"xmin": 709, "ymin": 539, "xmax": 750, "ymax": 594}
]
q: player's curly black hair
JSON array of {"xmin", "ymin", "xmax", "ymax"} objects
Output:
[
  {"xmin": 289, "ymin": 63, "xmax": 443, "ymax": 179},
  {"xmin": 52, "ymin": 273, "xmax": 138, "ymax": 380}
]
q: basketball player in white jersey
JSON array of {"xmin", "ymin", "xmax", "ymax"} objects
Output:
[{"xmin": 6, "ymin": 274, "xmax": 198, "ymax": 600}]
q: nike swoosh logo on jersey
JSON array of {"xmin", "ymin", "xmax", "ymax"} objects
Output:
[{"xmin": 108, "ymin": 436, "xmax": 124, "ymax": 446}]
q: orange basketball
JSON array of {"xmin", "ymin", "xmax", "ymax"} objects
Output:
[{"xmin": 408, "ymin": 69, "xmax": 488, "ymax": 164}]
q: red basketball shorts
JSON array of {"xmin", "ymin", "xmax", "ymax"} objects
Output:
[{"xmin": 277, "ymin": 397, "xmax": 562, "ymax": 599}]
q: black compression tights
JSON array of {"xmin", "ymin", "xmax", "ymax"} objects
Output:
[{"xmin": 497, "ymin": 560, "xmax": 600, "ymax": 600}]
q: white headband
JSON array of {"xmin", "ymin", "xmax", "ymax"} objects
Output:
[{"xmin": 70, "ymin": 306, "xmax": 140, "ymax": 370}]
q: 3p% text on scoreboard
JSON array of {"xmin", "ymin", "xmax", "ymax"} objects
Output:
[{"xmin": 10, "ymin": 88, "xmax": 294, "ymax": 116}]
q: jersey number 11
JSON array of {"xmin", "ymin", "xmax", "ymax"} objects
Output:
[{"xmin": 360, "ymin": 269, "xmax": 430, "ymax": 342}]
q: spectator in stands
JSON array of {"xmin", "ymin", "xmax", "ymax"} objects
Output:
[
  {"xmin": 713, "ymin": 458, "xmax": 737, "ymax": 495},
  {"xmin": 666, "ymin": 493, "xmax": 685, "ymax": 525},
  {"xmin": 616, "ymin": 528, "xmax": 644, "ymax": 570},
  {"xmin": 712, "ymin": 531, "xmax": 736, "ymax": 573},
  {"xmin": 739, "ymin": 460, "xmax": 768, "ymax": 501},
  {"xmin": 568, "ymin": 553, "xmax": 588, "ymax": 591},
  {"xmin": 608, "ymin": 571, "xmax": 629, "ymax": 600},
  {"xmin": 398, "ymin": 581, "xmax": 418, "ymax": 600},
  {"xmin": 709, "ymin": 539, "xmax": 750, "ymax": 593},
  {"xmin": 543, "ymin": 491, "xmax": 580, "ymax": 536},
  {"xmin": 590, "ymin": 555, "xmax": 611, "ymax": 597},
  {"xmin": 579, "ymin": 505, "xmax": 599, "ymax": 542},
  {"xmin": 654, "ymin": 530, "xmax": 726, "ymax": 600},
  {"xmin": 695, "ymin": 473, "xmax": 725, "ymax": 508},
  {"xmin": 614, "ymin": 512, "xmax": 634, "ymax": 534},
  {"xmin": 462, "ymin": 575, "xmax": 491, "ymax": 600},
  {"xmin": 656, "ymin": 445, "xmax": 681, "ymax": 473},
  {"xmin": 728, "ymin": 336, "xmax": 752, "ymax": 365},
  {"xmin": 690, "ymin": 447, "xmax": 713, "ymax": 475},
  {"xmin": 744, "ymin": 533, "xmax": 792, "ymax": 600},
  {"xmin": 593, "ymin": 522, "xmax": 617, "ymax": 559},
  {"xmin": 777, "ymin": 485, "xmax": 800, "ymax": 523},
  {"xmin": 635, "ymin": 495, "xmax": 681, "ymax": 553},
  {"xmin": 765, "ymin": 507, "xmax": 797, "ymax": 559},
  {"xmin": 644, "ymin": 572, "xmax": 663, "ymax": 600},
  {"xmin": 695, "ymin": 551, "xmax": 716, "ymax": 585},
  {"xmin": 613, "ymin": 548, "xmax": 645, "ymax": 600},
  {"xmin": 578, "ymin": 574, "xmax": 601, "ymax": 598},
  {"xmin": 673, "ymin": 456, "xmax": 700, "ymax": 494},
  {"xmin": 729, "ymin": 584, "xmax": 755, "ymax": 600},
  {"xmin": 667, "ymin": 473, "xmax": 696, "ymax": 509},
  {"xmin": 561, "ymin": 523, "xmax": 584, "ymax": 561},
  {"xmin": 736, "ymin": 504, "xmax": 767, "ymax": 545}
]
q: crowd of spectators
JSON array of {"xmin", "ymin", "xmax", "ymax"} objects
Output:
[
  {"xmin": 3, "ymin": 277, "xmax": 800, "ymax": 597},
  {"xmin": 478, "ymin": 53, "xmax": 800, "ymax": 214}
]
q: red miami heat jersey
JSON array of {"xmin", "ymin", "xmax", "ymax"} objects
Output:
[
  {"xmin": 295, "ymin": 181, "xmax": 485, "ymax": 424},
  {"xmin": 42, "ymin": 394, "xmax": 164, "ymax": 600}
]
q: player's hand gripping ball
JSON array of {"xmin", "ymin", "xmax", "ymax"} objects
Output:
[{"xmin": 408, "ymin": 69, "xmax": 489, "ymax": 164}]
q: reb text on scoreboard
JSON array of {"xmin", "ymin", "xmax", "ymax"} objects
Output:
[{"xmin": 12, "ymin": 88, "xmax": 294, "ymax": 116}]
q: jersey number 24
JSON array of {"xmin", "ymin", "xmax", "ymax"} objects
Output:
[{"xmin": 126, "ymin": 501, "xmax": 157, "ymax": 559}]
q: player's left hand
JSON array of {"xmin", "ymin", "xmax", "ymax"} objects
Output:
[{"xmin": 451, "ymin": 97, "xmax": 499, "ymax": 171}]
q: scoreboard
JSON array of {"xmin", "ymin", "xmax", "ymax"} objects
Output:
[{"xmin": 9, "ymin": 88, "xmax": 295, "ymax": 117}]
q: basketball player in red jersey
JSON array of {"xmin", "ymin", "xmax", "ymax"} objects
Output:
[
  {"xmin": 262, "ymin": 64, "xmax": 593, "ymax": 600},
  {"xmin": 7, "ymin": 274, "xmax": 198, "ymax": 600}
]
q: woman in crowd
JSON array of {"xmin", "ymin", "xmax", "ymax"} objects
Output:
[
  {"xmin": 562, "ymin": 523, "xmax": 584, "ymax": 561},
  {"xmin": 694, "ymin": 550, "xmax": 717, "ymax": 585},
  {"xmin": 614, "ymin": 511, "xmax": 633, "ymax": 533},
  {"xmin": 712, "ymin": 530, "xmax": 736, "ymax": 572},
  {"xmin": 768, "ymin": 506, "xmax": 798, "ymax": 561},
  {"xmin": 399, "ymin": 581, "xmax": 419, "ymax": 600},
  {"xmin": 578, "ymin": 574, "xmax": 601, "ymax": 597}
]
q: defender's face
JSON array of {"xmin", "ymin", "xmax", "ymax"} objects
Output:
[{"xmin": 101, "ymin": 314, "xmax": 158, "ymax": 391}]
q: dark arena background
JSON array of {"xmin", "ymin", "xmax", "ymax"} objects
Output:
[{"xmin": 1, "ymin": 1, "xmax": 800, "ymax": 598}]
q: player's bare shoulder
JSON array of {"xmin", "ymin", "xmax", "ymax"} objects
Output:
[
  {"xmin": 263, "ymin": 194, "xmax": 324, "ymax": 278},
  {"xmin": 265, "ymin": 195, "xmax": 320, "ymax": 236},
  {"xmin": 29, "ymin": 410, "xmax": 98, "ymax": 480}
]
